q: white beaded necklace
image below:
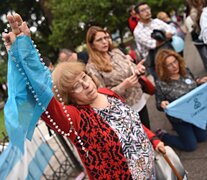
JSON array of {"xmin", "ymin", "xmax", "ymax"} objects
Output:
[{"xmin": 10, "ymin": 37, "xmax": 87, "ymax": 154}]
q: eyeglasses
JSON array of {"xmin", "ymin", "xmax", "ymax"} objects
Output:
[
  {"xmin": 94, "ymin": 36, "xmax": 110, "ymax": 43},
  {"xmin": 139, "ymin": 7, "xmax": 151, "ymax": 14},
  {"xmin": 72, "ymin": 73, "xmax": 92, "ymax": 93},
  {"xmin": 166, "ymin": 59, "xmax": 178, "ymax": 69}
]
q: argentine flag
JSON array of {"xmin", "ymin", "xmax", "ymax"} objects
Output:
[{"xmin": 0, "ymin": 123, "xmax": 54, "ymax": 180}]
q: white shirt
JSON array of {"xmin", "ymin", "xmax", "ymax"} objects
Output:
[
  {"xmin": 133, "ymin": 18, "xmax": 175, "ymax": 59},
  {"xmin": 185, "ymin": 15, "xmax": 194, "ymax": 33},
  {"xmin": 199, "ymin": 7, "xmax": 207, "ymax": 44}
]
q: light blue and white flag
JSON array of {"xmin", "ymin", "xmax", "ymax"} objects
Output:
[
  {"xmin": 0, "ymin": 123, "xmax": 54, "ymax": 180},
  {"xmin": 165, "ymin": 83, "xmax": 207, "ymax": 129}
]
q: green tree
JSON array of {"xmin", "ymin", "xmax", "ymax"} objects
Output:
[
  {"xmin": 0, "ymin": 60, "xmax": 7, "ymax": 84},
  {"xmin": 0, "ymin": 0, "xmax": 57, "ymax": 63},
  {"xmin": 0, "ymin": 0, "xmax": 185, "ymax": 65},
  {"xmin": 47, "ymin": 0, "xmax": 185, "ymax": 49},
  {"xmin": 47, "ymin": 0, "xmax": 136, "ymax": 49}
]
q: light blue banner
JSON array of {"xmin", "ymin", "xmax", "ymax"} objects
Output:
[
  {"xmin": 0, "ymin": 139, "xmax": 54, "ymax": 180},
  {"xmin": 165, "ymin": 83, "xmax": 207, "ymax": 129}
]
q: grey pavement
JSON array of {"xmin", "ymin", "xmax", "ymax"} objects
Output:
[{"xmin": 147, "ymin": 32, "xmax": 207, "ymax": 180}]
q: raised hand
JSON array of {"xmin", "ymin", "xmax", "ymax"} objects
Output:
[
  {"xmin": 2, "ymin": 13, "xmax": 30, "ymax": 51},
  {"xmin": 7, "ymin": 13, "xmax": 23, "ymax": 35},
  {"xmin": 9, "ymin": 14, "xmax": 30, "ymax": 36},
  {"xmin": 136, "ymin": 59, "xmax": 146, "ymax": 76}
]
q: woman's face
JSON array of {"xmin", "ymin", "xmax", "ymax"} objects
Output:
[
  {"xmin": 92, "ymin": 31, "xmax": 110, "ymax": 53},
  {"xmin": 165, "ymin": 55, "xmax": 179, "ymax": 76},
  {"xmin": 70, "ymin": 72, "xmax": 98, "ymax": 105}
]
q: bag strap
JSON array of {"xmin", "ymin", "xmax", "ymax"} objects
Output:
[{"xmin": 158, "ymin": 147, "xmax": 183, "ymax": 180}]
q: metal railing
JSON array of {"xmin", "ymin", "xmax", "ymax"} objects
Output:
[{"xmin": 0, "ymin": 121, "xmax": 86, "ymax": 180}]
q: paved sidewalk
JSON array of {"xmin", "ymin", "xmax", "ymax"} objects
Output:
[{"xmin": 147, "ymin": 95, "xmax": 207, "ymax": 180}]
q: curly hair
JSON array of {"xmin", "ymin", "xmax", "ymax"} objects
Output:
[{"xmin": 155, "ymin": 49, "xmax": 186, "ymax": 82}]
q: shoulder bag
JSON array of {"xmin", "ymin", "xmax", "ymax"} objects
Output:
[
  {"xmin": 138, "ymin": 75, "xmax": 155, "ymax": 95},
  {"xmin": 155, "ymin": 146, "xmax": 188, "ymax": 180}
]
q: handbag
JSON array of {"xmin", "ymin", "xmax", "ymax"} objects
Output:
[
  {"xmin": 154, "ymin": 146, "xmax": 188, "ymax": 180},
  {"xmin": 138, "ymin": 75, "xmax": 155, "ymax": 95}
]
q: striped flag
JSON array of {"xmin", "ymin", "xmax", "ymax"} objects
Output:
[{"xmin": 0, "ymin": 124, "xmax": 54, "ymax": 179}]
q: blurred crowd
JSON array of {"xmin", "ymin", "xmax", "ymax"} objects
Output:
[{"xmin": 53, "ymin": 1, "xmax": 207, "ymax": 153}]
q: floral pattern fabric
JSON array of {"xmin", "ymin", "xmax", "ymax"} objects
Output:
[{"xmin": 94, "ymin": 96, "xmax": 155, "ymax": 180}]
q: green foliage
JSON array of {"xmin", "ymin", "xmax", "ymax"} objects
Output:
[
  {"xmin": 0, "ymin": 0, "xmax": 185, "ymax": 69},
  {"xmin": 148, "ymin": 0, "xmax": 186, "ymax": 17},
  {"xmin": 48, "ymin": 0, "xmax": 135, "ymax": 49},
  {"xmin": 0, "ymin": 60, "xmax": 7, "ymax": 84},
  {"xmin": 47, "ymin": 0, "xmax": 185, "ymax": 50},
  {"xmin": 0, "ymin": 0, "xmax": 57, "ymax": 63},
  {"xmin": 0, "ymin": 110, "xmax": 7, "ymax": 142}
]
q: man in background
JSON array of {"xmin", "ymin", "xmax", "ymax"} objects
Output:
[
  {"xmin": 58, "ymin": 49, "xmax": 88, "ymax": 64},
  {"xmin": 133, "ymin": 1, "xmax": 175, "ymax": 79}
]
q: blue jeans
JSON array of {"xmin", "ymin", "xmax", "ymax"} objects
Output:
[{"xmin": 162, "ymin": 119, "xmax": 207, "ymax": 151}]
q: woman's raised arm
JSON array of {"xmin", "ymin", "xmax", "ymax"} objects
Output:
[{"xmin": 2, "ymin": 13, "xmax": 53, "ymax": 150}]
